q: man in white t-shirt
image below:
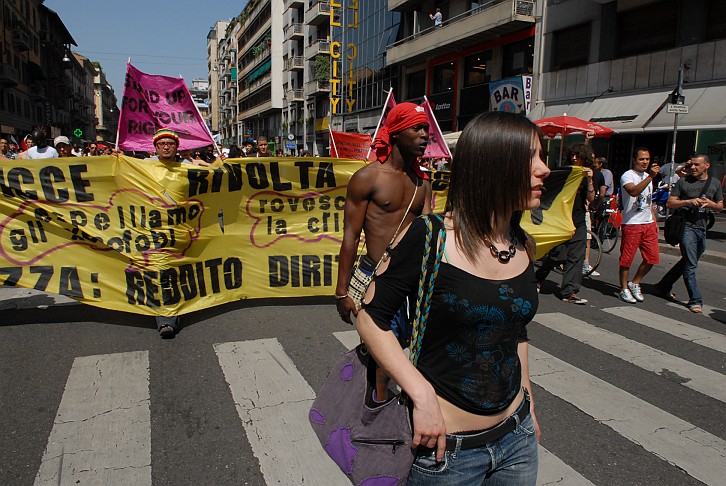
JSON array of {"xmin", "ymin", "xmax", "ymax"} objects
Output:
[
  {"xmin": 26, "ymin": 129, "xmax": 59, "ymax": 159},
  {"xmin": 618, "ymin": 147, "xmax": 660, "ymax": 303}
]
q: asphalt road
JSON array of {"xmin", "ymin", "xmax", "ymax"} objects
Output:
[{"xmin": 1, "ymin": 248, "xmax": 725, "ymax": 486}]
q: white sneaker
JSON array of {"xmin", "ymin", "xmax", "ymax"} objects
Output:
[
  {"xmin": 582, "ymin": 263, "xmax": 600, "ymax": 277},
  {"xmin": 628, "ymin": 281, "xmax": 644, "ymax": 302},
  {"xmin": 619, "ymin": 288, "xmax": 637, "ymax": 303}
]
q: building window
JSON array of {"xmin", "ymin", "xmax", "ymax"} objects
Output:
[
  {"xmin": 551, "ymin": 23, "xmax": 590, "ymax": 70},
  {"xmin": 432, "ymin": 61, "xmax": 455, "ymax": 94},
  {"xmin": 707, "ymin": 0, "xmax": 726, "ymax": 40},
  {"xmin": 463, "ymin": 50, "xmax": 492, "ymax": 87},
  {"xmin": 406, "ymin": 70, "xmax": 426, "ymax": 99},
  {"xmin": 617, "ymin": 0, "xmax": 678, "ymax": 57},
  {"xmin": 502, "ymin": 38, "xmax": 534, "ymax": 78}
]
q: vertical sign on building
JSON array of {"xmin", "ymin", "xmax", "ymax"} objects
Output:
[{"xmin": 329, "ymin": 0, "xmax": 358, "ymax": 114}]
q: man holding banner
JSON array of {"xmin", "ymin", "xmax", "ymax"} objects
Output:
[
  {"xmin": 335, "ymin": 103, "xmax": 432, "ymax": 335},
  {"xmin": 146, "ymin": 128, "xmax": 184, "ymax": 338}
]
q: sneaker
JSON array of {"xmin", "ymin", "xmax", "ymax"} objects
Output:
[
  {"xmin": 619, "ymin": 288, "xmax": 637, "ymax": 303},
  {"xmin": 582, "ymin": 263, "xmax": 600, "ymax": 277},
  {"xmin": 628, "ymin": 281, "xmax": 644, "ymax": 302},
  {"xmin": 562, "ymin": 293, "xmax": 588, "ymax": 305}
]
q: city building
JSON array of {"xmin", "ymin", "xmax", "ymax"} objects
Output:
[
  {"xmin": 70, "ymin": 52, "xmax": 98, "ymax": 143},
  {"xmin": 1, "ymin": 2, "xmax": 118, "ymax": 146},
  {"xmin": 219, "ymin": 20, "xmax": 239, "ymax": 146},
  {"xmin": 207, "ymin": 19, "xmax": 229, "ymax": 136},
  {"xmin": 236, "ymin": 0, "xmax": 285, "ymax": 150},
  {"xmin": 189, "ymin": 78, "xmax": 210, "ymax": 131},
  {"xmin": 93, "ymin": 62, "xmax": 118, "ymax": 144},
  {"xmin": 530, "ymin": 0, "xmax": 726, "ymax": 180}
]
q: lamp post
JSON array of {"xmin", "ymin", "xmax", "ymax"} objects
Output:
[{"xmin": 666, "ymin": 64, "xmax": 686, "ymax": 218}]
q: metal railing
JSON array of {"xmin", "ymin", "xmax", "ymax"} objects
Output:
[{"xmin": 388, "ymin": 0, "xmax": 534, "ymax": 49}]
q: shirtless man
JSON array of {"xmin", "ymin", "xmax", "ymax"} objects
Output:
[{"xmin": 335, "ymin": 103, "xmax": 433, "ymax": 336}]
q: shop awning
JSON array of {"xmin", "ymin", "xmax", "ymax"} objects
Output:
[{"xmin": 538, "ymin": 84, "xmax": 726, "ymax": 133}]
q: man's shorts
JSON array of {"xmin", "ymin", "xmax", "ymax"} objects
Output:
[{"xmin": 619, "ymin": 222, "xmax": 660, "ymax": 267}]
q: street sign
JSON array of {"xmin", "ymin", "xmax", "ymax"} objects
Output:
[
  {"xmin": 285, "ymin": 142, "xmax": 296, "ymax": 149},
  {"xmin": 667, "ymin": 104, "xmax": 689, "ymax": 114}
]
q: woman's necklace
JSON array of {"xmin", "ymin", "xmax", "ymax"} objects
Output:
[{"xmin": 485, "ymin": 229, "xmax": 519, "ymax": 264}]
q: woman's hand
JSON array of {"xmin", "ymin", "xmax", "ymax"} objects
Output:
[
  {"xmin": 411, "ymin": 389, "xmax": 447, "ymax": 462},
  {"xmin": 529, "ymin": 397, "xmax": 541, "ymax": 443}
]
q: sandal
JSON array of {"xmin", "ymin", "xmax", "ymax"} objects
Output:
[
  {"xmin": 688, "ymin": 305, "xmax": 703, "ymax": 314},
  {"xmin": 159, "ymin": 325, "xmax": 175, "ymax": 338}
]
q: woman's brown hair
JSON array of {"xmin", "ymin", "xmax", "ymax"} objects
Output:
[{"xmin": 446, "ymin": 111, "xmax": 542, "ymax": 261}]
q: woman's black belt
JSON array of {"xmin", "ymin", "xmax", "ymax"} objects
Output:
[{"xmin": 444, "ymin": 392, "xmax": 531, "ymax": 451}]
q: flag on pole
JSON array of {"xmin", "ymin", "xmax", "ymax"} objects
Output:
[
  {"xmin": 420, "ymin": 97, "xmax": 452, "ymax": 159},
  {"xmin": 366, "ymin": 88, "xmax": 397, "ymax": 160},
  {"xmin": 117, "ymin": 63, "xmax": 214, "ymax": 151},
  {"xmin": 329, "ymin": 130, "xmax": 372, "ymax": 159}
]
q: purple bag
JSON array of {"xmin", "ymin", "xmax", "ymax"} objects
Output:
[
  {"xmin": 309, "ymin": 215, "xmax": 446, "ymax": 486},
  {"xmin": 309, "ymin": 345, "xmax": 415, "ymax": 486}
]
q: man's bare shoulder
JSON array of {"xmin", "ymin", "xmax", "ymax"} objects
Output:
[{"xmin": 348, "ymin": 163, "xmax": 386, "ymax": 191}]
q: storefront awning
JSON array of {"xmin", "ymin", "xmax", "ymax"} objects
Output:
[{"xmin": 538, "ymin": 84, "xmax": 726, "ymax": 133}]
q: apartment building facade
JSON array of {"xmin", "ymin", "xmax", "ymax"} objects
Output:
[{"xmin": 531, "ymin": 0, "xmax": 726, "ymax": 179}]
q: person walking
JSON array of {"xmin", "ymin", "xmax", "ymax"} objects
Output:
[
  {"xmin": 146, "ymin": 128, "xmax": 184, "ymax": 338},
  {"xmin": 656, "ymin": 155, "xmax": 723, "ymax": 313},
  {"xmin": 618, "ymin": 147, "xmax": 660, "ymax": 303},
  {"xmin": 535, "ymin": 144, "xmax": 595, "ymax": 304},
  {"xmin": 356, "ymin": 111, "xmax": 548, "ymax": 484}
]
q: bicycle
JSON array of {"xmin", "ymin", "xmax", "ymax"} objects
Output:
[
  {"xmin": 536, "ymin": 228, "xmax": 602, "ymax": 278},
  {"xmin": 593, "ymin": 193, "xmax": 622, "ymax": 254}
]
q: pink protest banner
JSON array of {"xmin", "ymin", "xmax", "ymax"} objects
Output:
[
  {"xmin": 421, "ymin": 98, "xmax": 452, "ymax": 159},
  {"xmin": 329, "ymin": 130, "xmax": 372, "ymax": 160},
  {"xmin": 118, "ymin": 63, "xmax": 214, "ymax": 151}
]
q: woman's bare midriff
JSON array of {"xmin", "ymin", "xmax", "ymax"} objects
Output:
[{"xmin": 437, "ymin": 388, "xmax": 524, "ymax": 433}]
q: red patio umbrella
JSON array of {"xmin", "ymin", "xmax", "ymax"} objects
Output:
[{"xmin": 535, "ymin": 115, "xmax": 615, "ymax": 164}]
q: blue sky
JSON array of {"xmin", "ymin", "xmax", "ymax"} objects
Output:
[{"xmin": 44, "ymin": 0, "xmax": 247, "ymax": 105}]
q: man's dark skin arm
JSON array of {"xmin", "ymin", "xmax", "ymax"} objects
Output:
[{"xmin": 336, "ymin": 170, "xmax": 373, "ymax": 324}]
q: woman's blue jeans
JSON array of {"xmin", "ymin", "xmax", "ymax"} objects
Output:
[{"xmin": 407, "ymin": 408, "xmax": 538, "ymax": 485}]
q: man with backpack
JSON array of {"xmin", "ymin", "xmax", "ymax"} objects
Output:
[{"xmin": 656, "ymin": 155, "xmax": 723, "ymax": 313}]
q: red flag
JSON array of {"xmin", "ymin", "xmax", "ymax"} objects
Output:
[
  {"xmin": 329, "ymin": 130, "xmax": 372, "ymax": 160},
  {"xmin": 421, "ymin": 98, "xmax": 452, "ymax": 159}
]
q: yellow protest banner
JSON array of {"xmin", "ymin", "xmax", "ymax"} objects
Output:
[{"xmin": 0, "ymin": 156, "xmax": 576, "ymax": 315}]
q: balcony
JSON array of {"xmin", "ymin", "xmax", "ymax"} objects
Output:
[
  {"xmin": 12, "ymin": 29, "xmax": 32, "ymax": 51},
  {"xmin": 285, "ymin": 23, "xmax": 304, "ymax": 41},
  {"xmin": 388, "ymin": 0, "xmax": 419, "ymax": 11},
  {"xmin": 285, "ymin": 0, "xmax": 304, "ymax": 9},
  {"xmin": 305, "ymin": 79, "xmax": 330, "ymax": 97},
  {"xmin": 386, "ymin": 0, "xmax": 535, "ymax": 66},
  {"xmin": 287, "ymin": 89, "xmax": 305, "ymax": 103},
  {"xmin": 305, "ymin": 1, "xmax": 330, "ymax": 26},
  {"xmin": 0, "ymin": 64, "xmax": 20, "ymax": 87},
  {"xmin": 285, "ymin": 56, "xmax": 305, "ymax": 71},
  {"xmin": 306, "ymin": 40, "xmax": 330, "ymax": 60}
]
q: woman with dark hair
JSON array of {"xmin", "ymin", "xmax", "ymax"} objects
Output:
[{"xmin": 356, "ymin": 111, "xmax": 549, "ymax": 484}]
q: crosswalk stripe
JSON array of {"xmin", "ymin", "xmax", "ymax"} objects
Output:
[
  {"xmin": 333, "ymin": 330, "xmax": 593, "ymax": 486},
  {"xmin": 33, "ymin": 351, "xmax": 151, "ymax": 486},
  {"xmin": 534, "ymin": 313, "xmax": 726, "ymax": 403},
  {"xmin": 537, "ymin": 446, "xmax": 594, "ymax": 486},
  {"xmin": 667, "ymin": 301, "xmax": 723, "ymax": 319},
  {"xmin": 214, "ymin": 339, "xmax": 347, "ymax": 485},
  {"xmin": 529, "ymin": 346, "xmax": 726, "ymax": 485},
  {"xmin": 603, "ymin": 306, "xmax": 726, "ymax": 353}
]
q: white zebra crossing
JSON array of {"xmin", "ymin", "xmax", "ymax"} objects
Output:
[
  {"xmin": 529, "ymin": 346, "xmax": 726, "ymax": 485},
  {"xmin": 28, "ymin": 306, "xmax": 725, "ymax": 485},
  {"xmin": 667, "ymin": 300, "xmax": 725, "ymax": 320},
  {"xmin": 534, "ymin": 312, "xmax": 726, "ymax": 403},
  {"xmin": 214, "ymin": 339, "xmax": 347, "ymax": 485},
  {"xmin": 604, "ymin": 306, "xmax": 726, "ymax": 353},
  {"xmin": 33, "ymin": 351, "xmax": 152, "ymax": 486}
]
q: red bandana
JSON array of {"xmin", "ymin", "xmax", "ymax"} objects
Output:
[{"xmin": 371, "ymin": 102, "xmax": 429, "ymax": 179}]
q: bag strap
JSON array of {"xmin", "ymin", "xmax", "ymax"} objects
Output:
[
  {"xmin": 409, "ymin": 214, "xmax": 446, "ymax": 367},
  {"xmin": 354, "ymin": 178, "xmax": 420, "ymax": 274}
]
